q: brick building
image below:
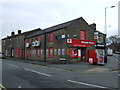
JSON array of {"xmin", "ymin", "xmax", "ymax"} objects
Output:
[
  {"xmin": 2, "ymin": 28, "xmax": 41, "ymax": 59},
  {"xmin": 2, "ymin": 17, "xmax": 107, "ymax": 64}
]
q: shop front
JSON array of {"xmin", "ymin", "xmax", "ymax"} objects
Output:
[
  {"xmin": 67, "ymin": 39, "xmax": 96, "ymax": 62},
  {"xmin": 95, "ymin": 43, "xmax": 106, "ymax": 63}
]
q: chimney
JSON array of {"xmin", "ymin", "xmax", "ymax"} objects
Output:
[
  {"xmin": 18, "ymin": 30, "xmax": 21, "ymax": 34},
  {"xmin": 11, "ymin": 31, "xmax": 15, "ymax": 36},
  {"xmin": 90, "ymin": 23, "xmax": 96, "ymax": 30}
]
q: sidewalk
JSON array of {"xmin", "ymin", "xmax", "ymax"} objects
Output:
[{"xmin": 5, "ymin": 56, "xmax": 118, "ymax": 72}]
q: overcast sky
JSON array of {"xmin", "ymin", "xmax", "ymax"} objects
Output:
[{"xmin": 0, "ymin": 0, "xmax": 119, "ymax": 39}]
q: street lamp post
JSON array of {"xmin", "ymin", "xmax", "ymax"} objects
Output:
[{"xmin": 105, "ymin": 6, "xmax": 115, "ymax": 36}]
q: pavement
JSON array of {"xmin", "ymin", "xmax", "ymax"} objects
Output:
[{"xmin": 5, "ymin": 55, "xmax": 119, "ymax": 73}]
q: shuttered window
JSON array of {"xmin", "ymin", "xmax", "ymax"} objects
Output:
[
  {"xmin": 49, "ymin": 47, "xmax": 53, "ymax": 57},
  {"xmin": 37, "ymin": 49, "xmax": 40, "ymax": 57},
  {"xmin": 37, "ymin": 36, "xmax": 41, "ymax": 41},
  {"xmin": 80, "ymin": 30, "xmax": 86, "ymax": 40},
  {"xmin": 49, "ymin": 32, "xmax": 54, "ymax": 42}
]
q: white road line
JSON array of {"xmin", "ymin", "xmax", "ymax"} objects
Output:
[
  {"xmin": 24, "ymin": 68, "xmax": 52, "ymax": 77},
  {"xmin": 18, "ymin": 86, "xmax": 21, "ymax": 88},
  {"xmin": 113, "ymin": 56, "xmax": 120, "ymax": 64},
  {"xmin": 68, "ymin": 80, "xmax": 108, "ymax": 88},
  {"xmin": 8, "ymin": 64, "xmax": 18, "ymax": 68},
  {"xmin": 118, "ymin": 74, "xmax": 120, "ymax": 76}
]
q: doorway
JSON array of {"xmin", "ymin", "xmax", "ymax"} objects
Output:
[{"xmin": 78, "ymin": 48, "xmax": 86, "ymax": 61}]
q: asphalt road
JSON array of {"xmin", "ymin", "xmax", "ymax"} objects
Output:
[{"xmin": 1, "ymin": 58, "xmax": 119, "ymax": 89}]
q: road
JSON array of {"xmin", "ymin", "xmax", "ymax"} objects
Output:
[
  {"xmin": 113, "ymin": 54, "xmax": 120, "ymax": 62},
  {"xmin": 0, "ymin": 57, "xmax": 119, "ymax": 89}
]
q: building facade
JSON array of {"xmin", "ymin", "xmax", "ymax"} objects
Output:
[
  {"xmin": 2, "ymin": 17, "xmax": 106, "ymax": 64},
  {"xmin": 2, "ymin": 28, "xmax": 41, "ymax": 59}
]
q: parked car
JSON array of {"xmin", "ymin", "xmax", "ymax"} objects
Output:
[
  {"xmin": 0, "ymin": 52, "xmax": 5, "ymax": 59},
  {"xmin": 115, "ymin": 51, "xmax": 120, "ymax": 54}
]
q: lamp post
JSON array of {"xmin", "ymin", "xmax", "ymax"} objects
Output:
[{"xmin": 105, "ymin": 6, "xmax": 115, "ymax": 36}]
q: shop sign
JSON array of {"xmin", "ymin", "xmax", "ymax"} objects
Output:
[
  {"xmin": 95, "ymin": 44, "xmax": 105, "ymax": 47},
  {"xmin": 80, "ymin": 40, "xmax": 95, "ymax": 45},
  {"xmin": 67, "ymin": 39, "xmax": 72, "ymax": 44},
  {"xmin": 70, "ymin": 44, "xmax": 88, "ymax": 47},
  {"xmin": 67, "ymin": 39, "xmax": 96, "ymax": 46}
]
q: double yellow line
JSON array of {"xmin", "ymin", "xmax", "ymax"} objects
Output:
[{"xmin": 0, "ymin": 84, "xmax": 7, "ymax": 90}]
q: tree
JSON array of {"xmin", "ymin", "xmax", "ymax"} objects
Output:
[{"xmin": 107, "ymin": 35, "xmax": 120, "ymax": 52}]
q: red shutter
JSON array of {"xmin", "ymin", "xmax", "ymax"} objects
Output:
[
  {"xmin": 80, "ymin": 30, "xmax": 86, "ymax": 40},
  {"xmin": 37, "ymin": 36, "xmax": 41, "ymax": 41},
  {"xmin": 49, "ymin": 32, "xmax": 54, "ymax": 42}
]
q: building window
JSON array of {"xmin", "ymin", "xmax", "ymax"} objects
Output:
[
  {"xmin": 97, "ymin": 35, "xmax": 103, "ymax": 43},
  {"xmin": 3, "ymin": 40, "xmax": 5, "ymax": 46},
  {"xmin": 49, "ymin": 47, "xmax": 53, "ymax": 57},
  {"xmin": 30, "ymin": 49, "xmax": 32, "ymax": 57},
  {"xmin": 16, "ymin": 38, "xmax": 19, "ymax": 44},
  {"xmin": 49, "ymin": 32, "xmax": 54, "ymax": 42},
  {"xmin": 80, "ymin": 30, "xmax": 86, "ymax": 40},
  {"xmin": 54, "ymin": 49, "xmax": 57, "ymax": 55},
  {"xmin": 9, "ymin": 39, "xmax": 12, "ymax": 45},
  {"xmin": 37, "ymin": 49, "xmax": 40, "ymax": 57},
  {"xmin": 5, "ymin": 49, "xmax": 7, "ymax": 56},
  {"xmin": 41, "ymin": 49, "xmax": 43, "ymax": 55},
  {"xmin": 37, "ymin": 36, "xmax": 41, "ymax": 41},
  {"xmin": 62, "ymin": 49, "xmax": 65, "ymax": 55},
  {"xmin": 96, "ymin": 49, "xmax": 105, "ymax": 58},
  {"xmin": 15, "ymin": 48, "xmax": 19, "ymax": 55},
  {"xmin": 58, "ymin": 49, "xmax": 61, "ymax": 55},
  {"xmin": 29, "ymin": 38, "xmax": 32, "ymax": 44},
  {"xmin": 70, "ymin": 48, "xmax": 78, "ymax": 58},
  {"xmin": 26, "ymin": 49, "xmax": 29, "ymax": 57},
  {"xmin": 46, "ymin": 49, "xmax": 49, "ymax": 56}
]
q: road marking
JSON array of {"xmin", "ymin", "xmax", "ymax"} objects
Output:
[
  {"xmin": 67, "ymin": 80, "xmax": 108, "ymax": 88},
  {"xmin": 8, "ymin": 64, "xmax": 18, "ymax": 68},
  {"xmin": 24, "ymin": 68, "xmax": 52, "ymax": 77},
  {"xmin": 83, "ymin": 67, "xmax": 109, "ymax": 73},
  {"xmin": 118, "ymin": 74, "xmax": 120, "ymax": 76},
  {"xmin": 113, "ymin": 56, "xmax": 120, "ymax": 64},
  {"xmin": 0, "ymin": 84, "xmax": 7, "ymax": 90},
  {"xmin": 18, "ymin": 86, "xmax": 21, "ymax": 88}
]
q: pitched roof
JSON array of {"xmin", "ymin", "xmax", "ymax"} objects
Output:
[{"xmin": 26, "ymin": 17, "xmax": 83, "ymax": 38}]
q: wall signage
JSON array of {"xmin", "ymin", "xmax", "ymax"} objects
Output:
[
  {"xmin": 67, "ymin": 39, "xmax": 96, "ymax": 47},
  {"xmin": 80, "ymin": 40, "xmax": 95, "ymax": 45},
  {"xmin": 67, "ymin": 39, "xmax": 72, "ymax": 44},
  {"xmin": 95, "ymin": 44, "xmax": 105, "ymax": 47}
]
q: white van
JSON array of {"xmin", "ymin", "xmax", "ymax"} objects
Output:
[{"xmin": 107, "ymin": 49, "xmax": 113, "ymax": 56}]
